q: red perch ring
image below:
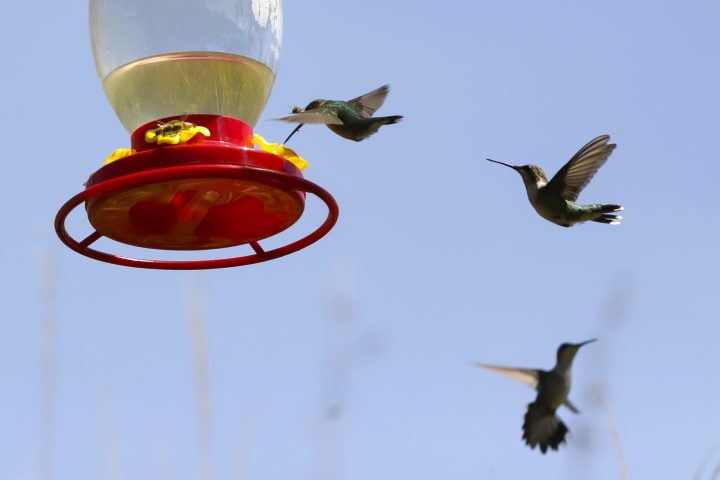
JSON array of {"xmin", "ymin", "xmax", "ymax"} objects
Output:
[{"xmin": 54, "ymin": 115, "xmax": 338, "ymax": 269}]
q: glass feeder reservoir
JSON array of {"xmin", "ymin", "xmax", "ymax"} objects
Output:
[
  {"xmin": 91, "ymin": 0, "xmax": 282, "ymax": 132},
  {"xmin": 55, "ymin": 0, "xmax": 338, "ymax": 269}
]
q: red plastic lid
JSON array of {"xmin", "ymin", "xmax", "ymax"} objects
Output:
[
  {"xmin": 55, "ymin": 115, "xmax": 339, "ymax": 269},
  {"xmin": 85, "ymin": 115, "xmax": 304, "ymax": 249}
]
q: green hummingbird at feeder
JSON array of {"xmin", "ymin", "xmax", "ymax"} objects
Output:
[
  {"xmin": 277, "ymin": 84, "xmax": 403, "ymax": 143},
  {"xmin": 487, "ymin": 135, "xmax": 623, "ymax": 227}
]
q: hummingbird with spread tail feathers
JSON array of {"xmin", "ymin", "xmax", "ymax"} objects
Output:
[
  {"xmin": 277, "ymin": 84, "xmax": 403, "ymax": 143},
  {"xmin": 476, "ymin": 339, "xmax": 596, "ymax": 453},
  {"xmin": 487, "ymin": 135, "xmax": 623, "ymax": 227}
]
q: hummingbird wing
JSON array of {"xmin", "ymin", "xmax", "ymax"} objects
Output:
[
  {"xmin": 275, "ymin": 111, "xmax": 344, "ymax": 125},
  {"xmin": 347, "ymin": 84, "xmax": 390, "ymax": 117},
  {"xmin": 547, "ymin": 135, "xmax": 617, "ymax": 202},
  {"xmin": 475, "ymin": 363, "xmax": 540, "ymax": 390}
]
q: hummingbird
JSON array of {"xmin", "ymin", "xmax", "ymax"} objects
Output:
[
  {"xmin": 476, "ymin": 339, "xmax": 596, "ymax": 453},
  {"xmin": 277, "ymin": 84, "xmax": 403, "ymax": 143},
  {"xmin": 487, "ymin": 135, "xmax": 623, "ymax": 227}
]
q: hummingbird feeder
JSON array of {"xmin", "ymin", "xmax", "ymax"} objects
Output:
[{"xmin": 56, "ymin": 0, "xmax": 338, "ymax": 270}]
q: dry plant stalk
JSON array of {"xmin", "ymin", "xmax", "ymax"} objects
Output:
[
  {"xmin": 592, "ymin": 380, "xmax": 630, "ymax": 480},
  {"xmin": 190, "ymin": 291, "xmax": 214, "ymax": 480}
]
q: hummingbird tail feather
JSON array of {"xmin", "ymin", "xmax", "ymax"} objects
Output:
[
  {"xmin": 592, "ymin": 214, "xmax": 622, "ymax": 225},
  {"xmin": 522, "ymin": 402, "xmax": 569, "ymax": 454},
  {"xmin": 601, "ymin": 204, "xmax": 623, "ymax": 212},
  {"xmin": 591, "ymin": 204, "xmax": 623, "ymax": 225},
  {"xmin": 380, "ymin": 115, "xmax": 403, "ymax": 125}
]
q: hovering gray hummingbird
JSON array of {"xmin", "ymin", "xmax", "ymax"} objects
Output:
[
  {"xmin": 487, "ymin": 135, "xmax": 623, "ymax": 227},
  {"xmin": 277, "ymin": 84, "xmax": 403, "ymax": 143},
  {"xmin": 476, "ymin": 339, "xmax": 596, "ymax": 453}
]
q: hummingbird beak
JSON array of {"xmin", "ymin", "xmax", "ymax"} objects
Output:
[
  {"xmin": 486, "ymin": 158, "xmax": 520, "ymax": 171},
  {"xmin": 577, "ymin": 338, "xmax": 597, "ymax": 348},
  {"xmin": 283, "ymin": 124, "xmax": 304, "ymax": 144}
]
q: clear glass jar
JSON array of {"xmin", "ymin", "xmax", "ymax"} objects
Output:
[{"xmin": 90, "ymin": 0, "xmax": 283, "ymax": 132}]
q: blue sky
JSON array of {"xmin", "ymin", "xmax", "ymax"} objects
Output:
[{"xmin": 2, "ymin": 1, "xmax": 720, "ymax": 479}]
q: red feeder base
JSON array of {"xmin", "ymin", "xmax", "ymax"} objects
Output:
[{"xmin": 55, "ymin": 115, "xmax": 338, "ymax": 269}]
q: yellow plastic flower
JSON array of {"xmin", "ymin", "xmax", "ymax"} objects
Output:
[
  {"xmin": 104, "ymin": 148, "xmax": 136, "ymax": 165},
  {"xmin": 252, "ymin": 134, "xmax": 308, "ymax": 170},
  {"xmin": 145, "ymin": 120, "xmax": 211, "ymax": 145}
]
